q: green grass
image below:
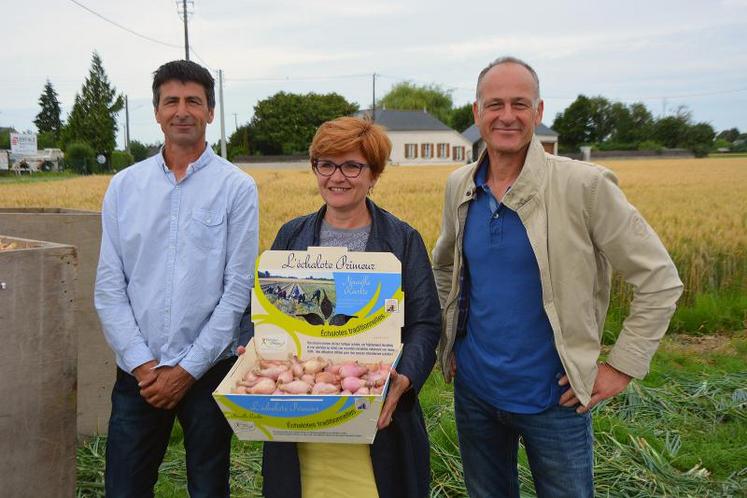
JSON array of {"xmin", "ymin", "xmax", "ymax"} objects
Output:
[
  {"xmin": 603, "ymin": 291, "xmax": 746, "ymax": 344},
  {"xmin": 670, "ymin": 292, "xmax": 747, "ymax": 334},
  {"xmin": 77, "ymin": 336, "xmax": 747, "ymax": 497},
  {"xmin": 0, "ymin": 171, "xmax": 78, "ymax": 184}
]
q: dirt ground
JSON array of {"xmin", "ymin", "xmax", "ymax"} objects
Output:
[{"xmin": 661, "ymin": 332, "xmax": 745, "ymax": 355}]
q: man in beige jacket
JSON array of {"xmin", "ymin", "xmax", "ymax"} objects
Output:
[{"xmin": 432, "ymin": 56, "xmax": 682, "ymax": 498}]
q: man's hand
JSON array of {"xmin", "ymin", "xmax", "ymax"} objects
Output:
[
  {"xmin": 377, "ymin": 369, "xmax": 411, "ymax": 429},
  {"xmin": 449, "ymin": 353, "xmax": 457, "ymax": 378},
  {"xmin": 140, "ymin": 365, "xmax": 196, "ymax": 410},
  {"xmin": 133, "ymin": 360, "xmax": 159, "ymax": 389},
  {"xmin": 558, "ymin": 362, "xmax": 632, "ymax": 414}
]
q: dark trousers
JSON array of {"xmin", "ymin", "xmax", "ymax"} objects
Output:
[{"xmin": 105, "ymin": 358, "xmax": 235, "ymax": 498}]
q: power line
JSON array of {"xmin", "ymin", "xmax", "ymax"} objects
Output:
[
  {"xmin": 65, "ymin": 0, "xmax": 215, "ymax": 69},
  {"xmin": 65, "ymin": 0, "xmax": 181, "ymax": 49},
  {"xmin": 226, "ymin": 73, "xmax": 370, "ymax": 82},
  {"xmin": 189, "ymin": 47, "xmax": 214, "ymax": 73},
  {"xmin": 642, "ymin": 86, "xmax": 747, "ymax": 100}
]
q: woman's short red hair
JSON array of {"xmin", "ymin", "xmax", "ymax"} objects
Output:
[{"xmin": 309, "ymin": 116, "xmax": 391, "ymax": 178}]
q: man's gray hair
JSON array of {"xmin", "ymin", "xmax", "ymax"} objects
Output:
[{"xmin": 475, "ymin": 56, "xmax": 541, "ymax": 106}]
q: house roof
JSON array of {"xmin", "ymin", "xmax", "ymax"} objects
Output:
[
  {"xmin": 356, "ymin": 109, "xmax": 453, "ymax": 131},
  {"xmin": 462, "ymin": 123, "xmax": 558, "ymax": 144}
]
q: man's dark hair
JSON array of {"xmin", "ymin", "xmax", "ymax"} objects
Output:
[{"xmin": 152, "ymin": 60, "xmax": 215, "ymax": 109}]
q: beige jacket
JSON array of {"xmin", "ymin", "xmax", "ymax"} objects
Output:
[{"xmin": 432, "ymin": 137, "xmax": 683, "ymax": 405}]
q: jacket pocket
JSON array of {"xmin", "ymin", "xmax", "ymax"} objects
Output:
[{"xmin": 188, "ymin": 207, "xmax": 225, "ymax": 250}]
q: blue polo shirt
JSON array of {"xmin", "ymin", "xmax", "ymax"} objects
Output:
[{"xmin": 454, "ymin": 160, "xmax": 564, "ymax": 414}]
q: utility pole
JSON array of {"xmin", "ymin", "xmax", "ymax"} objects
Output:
[
  {"xmin": 177, "ymin": 0, "xmax": 193, "ymax": 60},
  {"xmin": 371, "ymin": 72, "xmax": 376, "ymax": 122},
  {"xmin": 125, "ymin": 95, "xmax": 130, "ymax": 153},
  {"xmin": 232, "ymin": 113, "xmax": 239, "ymax": 131},
  {"xmin": 218, "ymin": 69, "xmax": 227, "ymax": 159}
]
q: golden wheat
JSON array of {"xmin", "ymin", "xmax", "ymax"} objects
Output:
[{"xmin": 1, "ymin": 157, "xmax": 745, "ymax": 301}]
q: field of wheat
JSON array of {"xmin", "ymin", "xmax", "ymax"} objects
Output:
[
  {"xmin": 4, "ymin": 158, "xmax": 744, "ymax": 497},
  {"xmin": 2, "ymin": 157, "xmax": 745, "ymax": 309}
]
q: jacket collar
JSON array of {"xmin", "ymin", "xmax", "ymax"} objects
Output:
[{"xmin": 462, "ymin": 136, "xmax": 547, "ymax": 210}]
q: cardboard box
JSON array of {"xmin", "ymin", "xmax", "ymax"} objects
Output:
[{"xmin": 214, "ymin": 247, "xmax": 404, "ymax": 444}]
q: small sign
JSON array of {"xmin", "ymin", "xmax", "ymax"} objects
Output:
[{"xmin": 10, "ymin": 133, "xmax": 37, "ymax": 154}]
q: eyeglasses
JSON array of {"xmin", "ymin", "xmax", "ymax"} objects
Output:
[{"xmin": 311, "ymin": 158, "xmax": 369, "ymax": 178}]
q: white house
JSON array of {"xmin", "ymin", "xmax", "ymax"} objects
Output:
[
  {"xmin": 358, "ymin": 109, "xmax": 473, "ymax": 165},
  {"xmin": 462, "ymin": 123, "xmax": 559, "ymax": 159}
]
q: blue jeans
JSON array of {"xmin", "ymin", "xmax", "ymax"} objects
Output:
[
  {"xmin": 105, "ymin": 358, "xmax": 235, "ymax": 498},
  {"xmin": 454, "ymin": 376, "xmax": 594, "ymax": 498}
]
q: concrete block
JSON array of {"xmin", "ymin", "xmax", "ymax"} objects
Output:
[
  {"xmin": 0, "ymin": 235, "xmax": 77, "ymax": 498},
  {"xmin": 0, "ymin": 208, "xmax": 113, "ymax": 436}
]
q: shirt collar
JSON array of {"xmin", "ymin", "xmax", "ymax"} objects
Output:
[
  {"xmin": 156, "ymin": 142, "xmax": 214, "ymax": 177},
  {"xmin": 474, "ymin": 156, "xmax": 490, "ymax": 190}
]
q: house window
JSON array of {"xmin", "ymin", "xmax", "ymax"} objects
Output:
[
  {"xmin": 453, "ymin": 146, "xmax": 465, "ymax": 161},
  {"xmin": 421, "ymin": 143, "xmax": 433, "ymax": 159},
  {"xmin": 437, "ymin": 143, "xmax": 450, "ymax": 158},
  {"xmin": 404, "ymin": 144, "xmax": 418, "ymax": 159}
]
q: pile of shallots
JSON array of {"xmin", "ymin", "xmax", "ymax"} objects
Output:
[{"xmin": 232, "ymin": 355, "xmax": 392, "ymax": 395}]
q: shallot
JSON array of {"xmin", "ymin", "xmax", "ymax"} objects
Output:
[
  {"xmin": 279, "ymin": 380, "xmax": 312, "ymax": 394},
  {"xmin": 341, "ymin": 376, "xmax": 366, "ymax": 393},
  {"xmin": 249, "ymin": 378, "xmax": 277, "ymax": 394},
  {"xmin": 232, "ymin": 354, "xmax": 393, "ymax": 397},
  {"xmin": 311, "ymin": 382, "xmax": 340, "ymax": 394},
  {"xmin": 339, "ymin": 361, "xmax": 368, "ymax": 378},
  {"xmin": 314, "ymin": 371, "xmax": 339, "ymax": 385},
  {"xmin": 255, "ymin": 364, "xmax": 289, "ymax": 380},
  {"xmin": 303, "ymin": 357, "xmax": 329, "ymax": 375}
]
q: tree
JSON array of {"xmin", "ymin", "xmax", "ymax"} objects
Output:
[
  {"xmin": 228, "ymin": 123, "xmax": 252, "ymax": 159},
  {"xmin": 652, "ymin": 108, "xmax": 691, "ymax": 148},
  {"xmin": 716, "ymin": 128, "xmax": 740, "ymax": 143},
  {"xmin": 586, "ymin": 96, "xmax": 615, "ymax": 143},
  {"xmin": 128, "ymin": 140, "xmax": 149, "ymax": 162},
  {"xmin": 249, "ymin": 92, "xmax": 358, "ymax": 155},
  {"xmin": 606, "ymin": 102, "xmax": 654, "ymax": 146},
  {"xmin": 62, "ymin": 51, "xmax": 124, "ymax": 159},
  {"xmin": 684, "ymin": 122, "xmax": 715, "ymax": 157},
  {"xmin": 37, "ymin": 131, "xmax": 59, "ymax": 149},
  {"xmin": 448, "ymin": 103, "xmax": 474, "ymax": 132},
  {"xmin": 378, "ymin": 82, "xmax": 453, "ymax": 124},
  {"xmin": 65, "ymin": 141, "xmax": 96, "ymax": 174},
  {"xmin": 34, "ymin": 80, "xmax": 63, "ymax": 138},
  {"xmin": 0, "ymin": 127, "xmax": 15, "ymax": 149},
  {"xmin": 552, "ymin": 95, "xmax": 595, "ymax": 150}
]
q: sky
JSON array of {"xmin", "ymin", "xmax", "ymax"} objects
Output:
[{"xmin": 2, "ymin": 0, "xmax": 746, "ymax": 147}]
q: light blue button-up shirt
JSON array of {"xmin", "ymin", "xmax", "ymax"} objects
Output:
[{"xmin": 95, "ymin": 145, "xmax": 258, "ymax": 379}]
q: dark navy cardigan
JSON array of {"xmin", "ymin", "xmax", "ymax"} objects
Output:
[{"xmin": 261, "ymin": 198, "xmax": 441, "ymax": 498}]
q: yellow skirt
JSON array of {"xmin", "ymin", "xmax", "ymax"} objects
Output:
[{"xmin": 298, "ymin": 442, "xmax": 379, "ymax": 498}]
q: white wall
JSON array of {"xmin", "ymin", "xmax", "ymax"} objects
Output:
[{"xmin": 388, "ymin": 130, "xmax": 473, "ymax": 165}]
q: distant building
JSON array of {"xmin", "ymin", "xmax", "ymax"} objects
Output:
[
  {"xmin": 462, "ymin": 123, "xmax": 559, "ymax": 159},
  {"xmin": 357, "ymin": 109, "xmax": 472, "ymax": 165}
]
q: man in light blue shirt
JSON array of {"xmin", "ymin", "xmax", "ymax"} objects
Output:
[{"xmin": 95, "ymin": 60, "xmax": 258, "ymax": 498}]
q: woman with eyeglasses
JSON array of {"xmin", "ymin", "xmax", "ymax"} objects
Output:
[{"xmin": 261, "ymin": 116, "xmax": 441, "ymax": 498}]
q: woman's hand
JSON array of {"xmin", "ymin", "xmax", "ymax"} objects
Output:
[{"xmin": 377, "ymin": 368, "xmax": 411, "ymax": 429}]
